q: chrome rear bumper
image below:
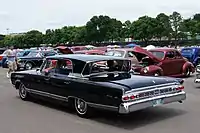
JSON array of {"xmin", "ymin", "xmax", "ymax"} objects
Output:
[{"xmin": 119, "ymin": 91, "xmax": 186, "ymax": 114}]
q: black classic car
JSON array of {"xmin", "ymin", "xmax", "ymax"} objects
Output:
[
  {"xmin": 17, "ymin": 50, "xmax": 57, "ymax": 70},
  {"xmin": 11, "ymin": 54, "xmax": 186, "ymax": 117}
]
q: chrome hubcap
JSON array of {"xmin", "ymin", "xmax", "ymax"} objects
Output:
[
  {"xmin": 19, "ymin": 84, "xmax": 27, "ymax": 98},
  {"xmin": 75, "ymin": 99, "xmax": 87, "ymax": 114}
]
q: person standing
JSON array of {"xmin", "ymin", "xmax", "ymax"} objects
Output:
[{"xmin": 6, "ymin": 46, "xmax": 17, "ymax": 78}]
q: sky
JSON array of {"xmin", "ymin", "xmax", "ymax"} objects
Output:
[{"xmin": 0, "ymin": 0, "xmax": 199, "ymax": 34}]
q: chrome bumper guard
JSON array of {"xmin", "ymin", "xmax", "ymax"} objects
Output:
[{"xmin": 119, "ymin": 91, "xmax": 186, "ymax": 114}]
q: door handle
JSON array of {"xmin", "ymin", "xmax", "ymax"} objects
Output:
[{"xmin": 64, "ymin": 81, "xmax": 71, "ymax": 84}]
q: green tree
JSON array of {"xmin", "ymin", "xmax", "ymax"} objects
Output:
[
  {"xmin": 170, "ymin": 11, "xmax": 183, "ymax": 44},
  {"xmin": 131, "ymin": 16, "xmax": 158, "ymax": 44},
  {"xmin": 156, "ymin": 13, "xmax": 172, "ymax": 40},
  {"xmin": 23, "ymin": 30, "xmax": 43, "ymax": 47},
  {"xmin": 86, "ymin": 15, "xmax": 122, "ymax": 42},
  {"xmin": 121, "ymin": 20, "xmax": 132, "ymax": 38}
]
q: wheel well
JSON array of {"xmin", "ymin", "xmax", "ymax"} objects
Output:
[{"xmin": 15, "ymin": 81, "xmax": 21, "ymax": 90}]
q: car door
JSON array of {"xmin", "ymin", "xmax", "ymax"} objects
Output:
[
  {"xmin": 174, "ymin": 50, "xmax": 185, "ymax": 74},
  {"xmin": 44, "ymin": 59, "xmax": 74, "ymax": 98},
  {"xmin": 160, "ymin": 51, "xmax": 176, "ymax": 76}
]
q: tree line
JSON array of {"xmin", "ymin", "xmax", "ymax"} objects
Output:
[{"xmin": 1, "ymin": 11, "xmax": 200, "ymax": 47}]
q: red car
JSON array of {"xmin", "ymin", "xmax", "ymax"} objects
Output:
[{"xmin": 132, "ymin": 47, "xmax": 195, "ymax": 77}]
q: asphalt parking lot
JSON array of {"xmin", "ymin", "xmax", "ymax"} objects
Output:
[{"xmin": 0, "ymin": 68, "xmax": 200, "ymax": 133}]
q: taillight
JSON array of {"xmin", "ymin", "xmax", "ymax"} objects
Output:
[
  {"xmin": 122, "ymin": 96, "xmax": 129, "ymax": 101},
  {"xmin": 122, "ymin": 95, "xmax": 136, "ymax": 101},
  {"xmin": 176, "ymin": 85, "xmax": 184, "ymax": 91},
  {"xmin": 130, "ymin": 95, "xmax": 135, "ymax": 100}
]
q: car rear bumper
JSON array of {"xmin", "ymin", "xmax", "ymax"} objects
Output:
[{"xmin": 118, "ymin": 91, "xmax": 186, "ymax": 114}]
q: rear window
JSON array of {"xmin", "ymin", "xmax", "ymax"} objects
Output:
[{"xmin": 149, "ymin": 51, "xmax": 165, "ymax": 59}]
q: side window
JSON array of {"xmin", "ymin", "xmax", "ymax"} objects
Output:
[
  {"xmin": 165, "ymin": 51, "xmax": 175, "ymax": 59},
  {"xmin": 174, "ymin": 51, "xmax": 182, "ymax": 59},
  {"xmin": 42, "ymin": 59, "xmax": 58, "ymax": 73},
  {"xmin": 55, "ymin": 59, "xmax": 73, "ymax": 75}
]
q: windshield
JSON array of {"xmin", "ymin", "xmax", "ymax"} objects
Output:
[
  {"xmin": 27, "ymin": 52, "xmax": 43, "ymax": 57},
  {"xmin": 16, "ymin": 51, "xmax": 24, "ymax": 57},
  {"xmin": 149, "ymin": 51, "xmax": 165, "ymax": 59},
  {"xmin": 105, "ymin": 50, "xmax": 125, "ymax": 57}
]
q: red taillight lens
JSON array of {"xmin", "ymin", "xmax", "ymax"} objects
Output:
[
  {"xmin": 122, "ymin": 96, "xmax": 129, "ymax": 101},
  {"xmin": 176, "ymin": 85, "xmax": 184, "ymax": 91},
  {"xmin": 130, "ymin": 95, "xmax": 135, "ymax": 100},
  {"xmin": 122, "ymin": 95, "xmax": 136, "ymax": 101}
]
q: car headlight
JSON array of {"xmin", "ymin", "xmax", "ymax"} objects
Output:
[{"xmin": 143, "ymin": 67, "xmax": 149, "ymax": 73}]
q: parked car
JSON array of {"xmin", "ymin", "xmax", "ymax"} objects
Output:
[
  {"xmin": 132, "ymin": 47, "xmax": 195, "ymax": 77},
  {"xmin": 11, "ymin": 54, "xmax": 186, "ymax": 118},
  {"xmin": 17, "ymin": 50, "xmax": 57, "ymax": 70},
  {"xmin": 181, "ymin": 47, "xmax": 200, "ymax": 66}
]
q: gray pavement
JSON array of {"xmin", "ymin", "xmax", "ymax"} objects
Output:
[{"xmin": 0, "ymin": 68, "xmax": 200, "ymax": 133}]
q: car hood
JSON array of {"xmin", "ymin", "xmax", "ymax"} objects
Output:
[
  {"xmin": 109, "ymin": 75, "xmax": 178, "ymax": 92},
  {"xmin": 133, "ymin": 46, "xmax": 160, "ymax": 62}
]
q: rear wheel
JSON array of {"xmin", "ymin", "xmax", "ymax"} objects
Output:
[
  {"xmin": 74, "ymin": 98, "xmax": 92, "ymax": 118},
  {"xmin": 184, "ymin": 68, "xmax": 191, "ymax": 77}
]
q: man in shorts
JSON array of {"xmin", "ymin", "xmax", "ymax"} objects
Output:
[{"xmin": 6, "ymin": 46, "xmax": 17, "ymax": 78}]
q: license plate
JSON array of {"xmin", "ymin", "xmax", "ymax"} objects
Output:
[{"xmin": 152, "ymin": 99, "xmax": 163, "ymax": 107}]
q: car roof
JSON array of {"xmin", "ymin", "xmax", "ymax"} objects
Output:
[
  {"xmin": 149, "ymin": 48, "xmax": 178, "ymax": 52},
  {"xmin": 47, "ymin": 54, "xmax": 128, "ymax": 62}
]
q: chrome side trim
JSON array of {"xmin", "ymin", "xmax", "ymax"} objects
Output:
[
  {"xmin": 125, "ymin": 82, "xmax": 177, "ymax": 93},
  {"xmin": 87, "ymin": 102, "xmax": 118, "ymax": 111},
  {"xmin": 26, "ymin": 88, "xmax": 68, "ymax": 102},
  {"xmin": 24, "ymin": 88, "xmax": 119, "ymax": 112}
]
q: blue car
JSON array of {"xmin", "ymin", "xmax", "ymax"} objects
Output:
[{"xmin": 181, "ymin": 47, "xmax": 200, "ymax": 66}]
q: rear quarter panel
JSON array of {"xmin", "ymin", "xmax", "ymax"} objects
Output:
[{"xmin": 68, "ymin": 78, "xmax": 124, "ymax": 107}]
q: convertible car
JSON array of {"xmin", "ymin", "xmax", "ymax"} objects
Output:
[{"xmin": 11, "ymin": 54, "xmax": 186, "ymax": 117}]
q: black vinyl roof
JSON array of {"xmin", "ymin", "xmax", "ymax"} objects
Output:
[{"xmin": 47, "ymin": 54, "xmax": 128, "ymax": 62}]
